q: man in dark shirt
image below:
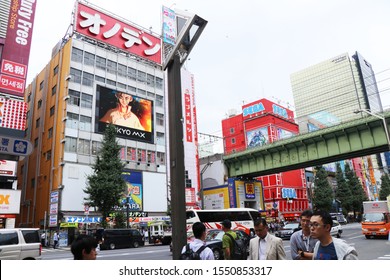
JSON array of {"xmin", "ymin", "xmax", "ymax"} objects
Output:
[{"xmin": 310, "ymin": 210, "xmax": 358, "ymax": 260}]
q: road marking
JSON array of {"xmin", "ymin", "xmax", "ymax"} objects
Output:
[{"xmin": 348, "ymin": 235, "xmax": 364, "ymax": 239}]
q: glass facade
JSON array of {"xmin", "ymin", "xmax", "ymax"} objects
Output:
[{"xmin": 290, "ymin": 52, "xmax": 379, "ymax": 133}]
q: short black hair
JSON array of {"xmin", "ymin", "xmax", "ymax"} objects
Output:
[
  {"xmin": 221, "ymin": 219, "xmax": 232, "ymax": 229},
  {"xmin": 300, "ymin": 209, "xmax": 313, "ymax": 218},
  {"xmin": 254, "ymin": 218, "xmax": 268, "ymax": 227},
  {"xmin": 71, "ymin": 234, "xmax": 98, "ymax": 260},
  {"xmin": 312, "ymin": 210, "xmax": 333, "ymax": 228},
  {"xmin": 192, "ymin": 222, "xmax": 206, "ymax": 239}
]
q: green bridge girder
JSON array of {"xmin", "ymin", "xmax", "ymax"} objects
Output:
[{"xmin": 224, "ymin": 111, "xmax": 390, "ymax": 178}]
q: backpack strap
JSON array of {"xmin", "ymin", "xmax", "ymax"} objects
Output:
[
  {"xmin": 196, "ymin": 245, "xmax": 207, "ymax": 255},
  {"xmin": 225, "ymin": 232, "xmax": 236, "ymax": 248},
  {"xmin": 185, "ymin": 243, "xmax": 191, "ymax": 252}
]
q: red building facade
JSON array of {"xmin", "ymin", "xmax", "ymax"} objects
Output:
[{"xmin": 222, "ymin": 98, "xmax": 309, "ymax": 221}]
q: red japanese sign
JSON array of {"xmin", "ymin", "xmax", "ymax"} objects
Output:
[
  {"xmin": 0, "ymin": 0, "xmax": 37, "ymax": 97},
  {"xmin": 75, "ymin": 3, "xmax": 162, "ymax": 65},
  {"xmin": 184, "ymin": 92, "xmax": 193, "ymax": 142}
]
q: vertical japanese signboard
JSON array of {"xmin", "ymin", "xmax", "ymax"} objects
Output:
[
  {"xmin": 162, "ymin": 6, "xmax": 176, "ymax": 45},
  {"xmin": 0, "ymin": 0, "xmax": 37, "ymax": 97},
  {"xmin": 75, "ymin": 2, "xmax": 162, "ymax": 65}
]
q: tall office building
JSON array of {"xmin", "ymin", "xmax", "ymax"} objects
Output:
[
  {"xmin": 291, "ymin": 52, "xmax": 384, "ymax": 199},
  {"xmin": 291, "ymin": 52, "xmax": 382, "ymax": 133}
]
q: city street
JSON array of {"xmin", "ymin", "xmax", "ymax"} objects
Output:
[{"xmin": 41, "ymin": 223, "xmax": 390, "ymax": 260}]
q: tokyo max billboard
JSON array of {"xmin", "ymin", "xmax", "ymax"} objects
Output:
[{"xmin": 95, "ymin": 85, "xmax": 154, "ymax": 143}]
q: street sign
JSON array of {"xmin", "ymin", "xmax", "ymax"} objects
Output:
[{"xmin": 0, "ymin": 136, "xmax": 33, "ymax": 156}]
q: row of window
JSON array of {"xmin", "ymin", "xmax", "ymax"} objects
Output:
[
  {"xmin": 63, "ymin": 136, "xmax": 166, "ymax": 165},
  {"xmin": 71, "ymin": 47, "xmax": 163, "ymax": 89},
  {"xmin": 69, "ymin": 68, "xmax": 164, "ymax": 106}
]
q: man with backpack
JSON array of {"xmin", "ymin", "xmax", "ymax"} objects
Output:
[
  {"xmin": 181, "ymin": 222, "xmax": 214, "ymax": 260},
  {"xmin": 221, "ymin": 219, "xmax": 239, "ymax": 260}
]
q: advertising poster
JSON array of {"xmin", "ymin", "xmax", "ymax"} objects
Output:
[
  {"xmin": 0, "ymin": 160, "xmax": 17, "ymax": 176},
  {"xmin": 0, "ymin": 98, "xmax": 28, "ymax": 131},
  {"xmin": 246, "ymin": 127, "xmax": 269, "ymax": 148},
  {"xmin": 95, "ymin": 85, "xmax": 154, "ymax": 143},
  {"xmin": 277, "ymin": 128, "xmax": 296, "ymax": 140},
  {"xmin": 122, "ymin": 171, "xmax": 143, "ymax": 211},
  {"xmin": 162, "ymin": 6, "xmax": 176, "ymax": 45}
]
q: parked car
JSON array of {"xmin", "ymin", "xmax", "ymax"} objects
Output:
[
  {"xmin": 0, "ymin": 228, "xmax": 42, "ymax": 260},
  {"xmin": 204, "ymin": 229, "xmax": 251, "ymax": 260},
  {"xmin": 330, "ymin": 220, "xmax": 343, "ymax": 238},
  {"xmin": 96, "ymin": 228, "xmax": 144, "ymax": 250},
  {"xmin": 275, "ymin": 222, "xmax": 301, "ymax": 240},
  {"xmin": 330, "ymin": 213, "xmax": 347, "ymax": 225}
]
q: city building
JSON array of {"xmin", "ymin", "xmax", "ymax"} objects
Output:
[
  {"xmin": 221, "ymin": 98, "xmax": 309, "ymax": 221},
  {"xmin": 291, "ymin": 52, "xmax": 384, "ymax": 200},
  {"xmin": 16, "ymin": 2, "xmax": 169, "ymax": 242},
  {"xmin": 0, "ymin": 0, "xmax": 37, "ymax": 228}
]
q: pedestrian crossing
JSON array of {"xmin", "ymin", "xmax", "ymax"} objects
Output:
[{"xmin": 378, "ymin": 255, "xmax": 390, "ymax": 260}]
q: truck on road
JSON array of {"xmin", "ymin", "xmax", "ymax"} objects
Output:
[
  {"xmin": 361, "ymin": 201, "xmax": 390, "ymax": 239},
  {"xmin": 149, "ymin": 221, "xmax": 172, "ymax": 245}
]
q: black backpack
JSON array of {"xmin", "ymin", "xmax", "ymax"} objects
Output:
[
  {"xmin": 180, "ymin": 244, "xmax": 207, "ymax": 260},
  {"xmin": 225, "ymin": 232, "xmax": 247, "ymax": 260}
]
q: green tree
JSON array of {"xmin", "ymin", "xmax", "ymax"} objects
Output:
[
  {"xmin": 379, "ymin": 173, "xmax": 390, "ymax": 200},
  {"xmin": 345, "ymin": 163, "xmax": 367, "ymax": 216},
  {"xmin": 84, "ymin": 124, "xmax": 126, "ymax": 228},
  {"xmin": 312, "ymin": 166, "xmax": 334, "ymax": 212},
  {"xmin": 335, "ymin": 162, "xmax": 353, "ymax": 215}
]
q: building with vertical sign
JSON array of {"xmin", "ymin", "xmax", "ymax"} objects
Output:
[
  {"xmin": 222, "ymin": 98, "xmax": 309, "ymax": 221},
  {"xmin": 17, "ymin": 2, "xmax": 168, "ymax": 240},
  {"xmin": 0, "ymin": 0, "xmax": 37, "ymax": 228}
]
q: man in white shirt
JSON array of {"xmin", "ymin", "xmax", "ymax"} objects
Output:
[
  {"xmin": 181, "ymin": 222, "xmax": 214, "ymax": 260},
  {"xmin": 249, "ymin": 218, "xmax": 286, "ymax": 260}
]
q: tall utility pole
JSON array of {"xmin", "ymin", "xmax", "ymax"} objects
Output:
[{"xmin": 163, "ymin": 9, "xmax": 207, "ymax": 260}]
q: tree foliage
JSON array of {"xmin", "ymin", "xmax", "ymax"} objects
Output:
[
  {"xmin": 345, "ymin": 163, "xmax": 367, "ymax": 214},
  {"xmin": 335, "ymin": 162, "xmax": 353, "ymax": 215},
  {"xmin": 312, "ymin": 166, "xmax": 334, "ymax": 212},
  {"xmin": 84, "ymin": 124, "xmax": 126, "ymax": 228},
  {"xmin": 379, "ymin": 173, "xmax": 390, "ymax": 200}
]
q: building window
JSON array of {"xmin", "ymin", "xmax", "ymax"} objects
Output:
[
  {"xmin": 95, "ymin": 75, "xmax": 105, "ymax": 83},
  {"xmin": 71, "ymin": 47, "xmax": 83, "ymax": 63},
  {"xmin": 39, "ymin": 81, "xmax": 44, "ymax": 91},
  {"xmin": 36, "ymin": 118, "xmax": 40, "ymax": 128},
  {"xmin": 77, "ymin": 139, "xmax": 90, "ymax": 155},
  {"xmin": 231, "ymin": 138, "xmax": 236, "ymax": 144},
  {"xmin": 128, "ymin": 67, "xmax": 137, "ymax": 81},
  {"xmin": 147, "ymin": 74, "xmax": 155, "ymax": 87},
  {"xmin": 68, "ymin": 89, "xmax": 80, "ymax": 106},
  {"xmin": 147, "ymin": 151, "xmax": 155, "ymax": 163},
  {"xmin": 92, "ymin": 141, "xmax": 101, "ymax": 156},
  {"xmin": 46, "ymin": 150, "xmax": 52, "ymax": 160},
  {"xmin": 157, "ymin": 152, "xmax": 165, "ymax": 165},
  {"xmin": 156, "ymin": 95, "xmax": 163, "ymax": 107},
  {"xmin": 70, "ymin": 68, "xmax": 82, "ymax": 84},
  {"xmin": 156, "ymin": 113, "xmax": 164, "ymax": 126},
  {"xmin": 79, "ymin": 115, "xmax": 92, "ymax": 131},
  {"xmin": 147, "ymin": 91, "xmax": 155, "ymax": 99},
  {"xmin": 137, "ymin": 88, "xmax": 146, "ymax": 96},
  {"xmin": 107, "ymin": 60, "xmax": 117, "ymax": 74},
  {"xmin": 137, "ymin": 71, "xmax": 146, "ymax": 84},
  {"xmin": 156, "ymin": 132, "xmax": 165, "ymax": 145},
  {"xmin": 64, "ymin": 137, "xmax": 77, "ymax": 152},
  {"xmin": 118, "ymin": 82, "xmax": 126, "ymax": 89},
  {"xmin": 126, "ymin": 147, "xmax": 136, "ymax": 161},
  {"xmin": 51, "ymin": 85, "xmax": 57, "ymax": 95},
  {"xmin": 96, "ymin": 56, "xmax": 106, "ymax": 70},
  {"xmin": 34, "ymin": 137, "xmax": 38, "ymax": 147},
  {"xmin": 118, "ymin": 64, "xmax": 127, "ymax": 77},
  {"xmin": 37, "ymin": 99, "xmax": 42, "ymax": 109},
  {"xmin": 230, "ymin": 127, "xmax": 235, "ymax": 134},
  {"xmin": 31, "ymin": 178, "xmax": 35, "ymax": 188},
  {"xmin": 50, "ymin": 106, "xmax": 55, "ymax": 116},
  {"xmin": 155, "ymin": 77, "xmax": 163, "ymax": 89},
  {"xmin": 107, "ymin": 79, "xmax": 116, "ymax": 86},
  {"xmin": 80, "ymin": 93, "xmax": 92, "ymax": 109},
  {"xmin": 53, "ymin": 65, "xmax": 59, "ymax": 76},
  {"xmin": 82, "ymin": 72, "xmax": 94, "ymax": 87},
  {"xmin": 48, "ymin": 127, "xmax": 53, "ymax": 139},
  {"xmin": 128, "ymin": 86, "xmax": 136, "ymax": 93},
  {"xmin": 84, "ymin": 51, "xmax": 95, "ymax": 66},
  {"xmin": 66, "ymin": 112, "xmax": 79, "ymax": 129}
]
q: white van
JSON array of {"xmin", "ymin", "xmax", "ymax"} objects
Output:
[{"xmin": 0, "ymin": 228, "xmax": 42, "ymax": 260}]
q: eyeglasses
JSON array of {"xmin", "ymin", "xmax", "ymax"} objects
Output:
[{"xmin": 309, "ymin": 223, "xmax": 325, "ymax": 228}]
